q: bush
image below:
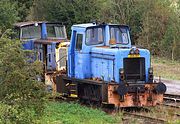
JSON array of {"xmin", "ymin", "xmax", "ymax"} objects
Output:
[{"xmin": 0, "ymin": 38, "xmax": 47, "ymax": 123}]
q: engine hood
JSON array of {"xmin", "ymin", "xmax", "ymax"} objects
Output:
[{"xmin": 90, "ymin": 46, "xmax": 150, "ymax": 57}]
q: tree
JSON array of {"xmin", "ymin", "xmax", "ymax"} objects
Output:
[
  {"xmin": 107, "ymin": 0, "xmax": 145, "ymax": 44},
  {"xmin": 137, "ymin": 0, "xmax": 180, "ymax": 60},
  {"xmin": 28, "ymin": 0, "xmax": 105, "ymax": 36},
  {"xmin": 162, "ymin": 1, "xmax": 180, "ymax": 60},
  {"xmin": 0, "ymin": 37, "xmax": 47, "ymax": 123},
  {"xmin": 28, "ymin": 0, "xmax": 180, "ymax": 60},
  {"xmin": 137, "ymin": 0, "xmax": 170, "ymax": 54},
  {"xmin": 0, "ymin": 0, "xmax": 19, "ymax": 34},
  {"xmin": 10, "ymin": 0, "xmax": 34, "ymax": 21}
]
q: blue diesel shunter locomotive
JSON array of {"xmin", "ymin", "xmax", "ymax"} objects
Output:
[{"xmin": 55, "ymin": 22, "xmax": 166, "ymax": 107}]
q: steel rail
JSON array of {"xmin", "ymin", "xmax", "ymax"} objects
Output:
[
  {"xmin": 164, "ymin": 94, "xmax": 180, "ymax": 99},
  {"xmin": 123, "ymin": 112, "xmax": 166, "ymax": 123},
  {"xmin": 162, "ymin": 103, "xmax": 180, "ymax": 108}
]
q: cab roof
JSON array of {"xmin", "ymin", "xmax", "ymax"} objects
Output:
[
  {"xmin": 72, "ymin": 23, "xmax": 129, "ymax": 28},
  {"xmin": 14, "ymin": 21, "xmax": 64, "ymax": 28}
]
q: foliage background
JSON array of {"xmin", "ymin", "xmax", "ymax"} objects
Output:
[{"xmin": 0, "ymin": 0, "xmax": 179, "ymax": 60}]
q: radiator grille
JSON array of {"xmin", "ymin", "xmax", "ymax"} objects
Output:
[{"xmin": 123, "ymin": 58, "xmax": 145, "ymax": 81}]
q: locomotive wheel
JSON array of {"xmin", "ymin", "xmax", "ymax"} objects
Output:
[
  {"xmin": 80, "ymin": 98, "xmax": 102, "ymax": 107},
  {"xmin": 78, "ymin": 83, "xmax": 102, "ymax": 106},
  {"xmin": 55, "ymin": 75, "xmax": 108, "ymax": 106}
]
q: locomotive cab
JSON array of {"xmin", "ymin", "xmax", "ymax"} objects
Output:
[
  {"xmin": 14, "ymin": 22, "xmax": 69, "ymax": 73},
  {"xmin": 14, "ymin": 22, "xmax": 69, "ymax": 87},
  {"xmin": 56, "ymin": 23, "xmax": 166, "ymax": 107}
]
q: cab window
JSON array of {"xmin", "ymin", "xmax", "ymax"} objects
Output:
[
  {"xmin": 110, "ymin": 26, "xmax": 129, "ymax": 44},
  {"xmin": 21, "ymin": 25, "xmax": 41, "ymax": 39},
  {"xmin": 76, "ymin": 34, "xmax": 83, "ymax": 50},
  {"xmin": 86, "ymin": 27, "xmax": 104, "ymax": 45},
  {"xmin": 46, "ymin": 24, "xmax": 66, "ymax": 38}
]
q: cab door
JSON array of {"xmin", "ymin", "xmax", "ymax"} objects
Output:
[
  {"xmin": 74, "ymin": 33, "xmax": 83, "ymax": 78},
  {"xmin": 68, "ymin": 30, "xmax": 84, "ymax": 78},
  {"xmin": 47, "ymin": 43, "xmax": 56, "ymax": 71},
  {"xmin": 34, "ymin": 43, "xmax": 43, "ymax": 62}
]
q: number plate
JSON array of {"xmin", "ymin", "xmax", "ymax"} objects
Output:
[{"xmin": 128, "ymin": 54, "xmax": 140, "ymax": 58}]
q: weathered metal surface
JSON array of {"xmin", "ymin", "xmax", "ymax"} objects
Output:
[
  {"xmin": 14, "ymin": 21, "xmax": 63, "ymax": 28},
  {"xmin": 34, "ymin": 39, "xmax": 66, "ymax": 44},
  {"xmin": 14, "ymin": 21, "xmax": 45, "ymax": 27},
  {"xmin": 54, "ymin": 74, "xmax": 165, "ymax": 107},
  {"xmin": 108, "ymin": 83, "xmax": 163, "ymax": 107}
]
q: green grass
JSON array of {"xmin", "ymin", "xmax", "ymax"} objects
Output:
[
  {"xmin": 152, "ymin": 56, "xmax": 180, "ymax": 80},
  {"xmin": 36, "ymin": 102, "xmax": 121, "ymax": 124}
]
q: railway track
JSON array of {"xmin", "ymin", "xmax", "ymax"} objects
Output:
[
  {"xmin": 161, "ymin": 93, "xmax": 180, "ymax": 118},
  {"xmin": 164, "ymin": 94, "xmax": 180, "ymax": 103},
  {"xmin": 51, "ymin": 93, "xmax": 180, "ymax": 123},
  {"xmin": 163, "ymin": 94, "xmax": 180, "ymax": 108},
  {"xmin": 123, "ymin": 112, "xmax": 166, "ymax": 124},
  {"xmin": 102, "ymin": 107, "xmax": 167, "ymax": 124},
  {"xmin": 162, "ymin": 103, "xmax": 180, "ymax": 109}
]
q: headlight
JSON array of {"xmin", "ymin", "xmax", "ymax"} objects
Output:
[
  {"xmin": 149, "ymin": 67, "xmax": 153, "ymax": 74},
  {"xmin": 129, "ymin": 49, "xmax": 134, "ymax": 54},
  {"xmin": 120, "ymin": 68, "xmax": 124, "ymax": 74},
  {"xmin": 134, "ymin": 48, "xmax": 139, "ymax": 54},
  {"xmin": 148, "ymin": 67, "xmax": 153, "ymax": 81},
  {"xmin": 119, "ymin": 68, "xmax": 125, "ymax": 81}
]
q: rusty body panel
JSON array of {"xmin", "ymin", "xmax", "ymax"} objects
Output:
[
  {"xmin": 34, "ymin": 39, "xmax": 66, "ymax": 45},
  {"xmin": 54, "ymin": 74, "xmax": 164, "ymax": 107},
  {"xmin": 96, "ymin": 46, "xmax": 110, "ymax": 48},
  {"xmin": 108, "ymin": 83, "xmax": 163, "ymax": 107}
]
